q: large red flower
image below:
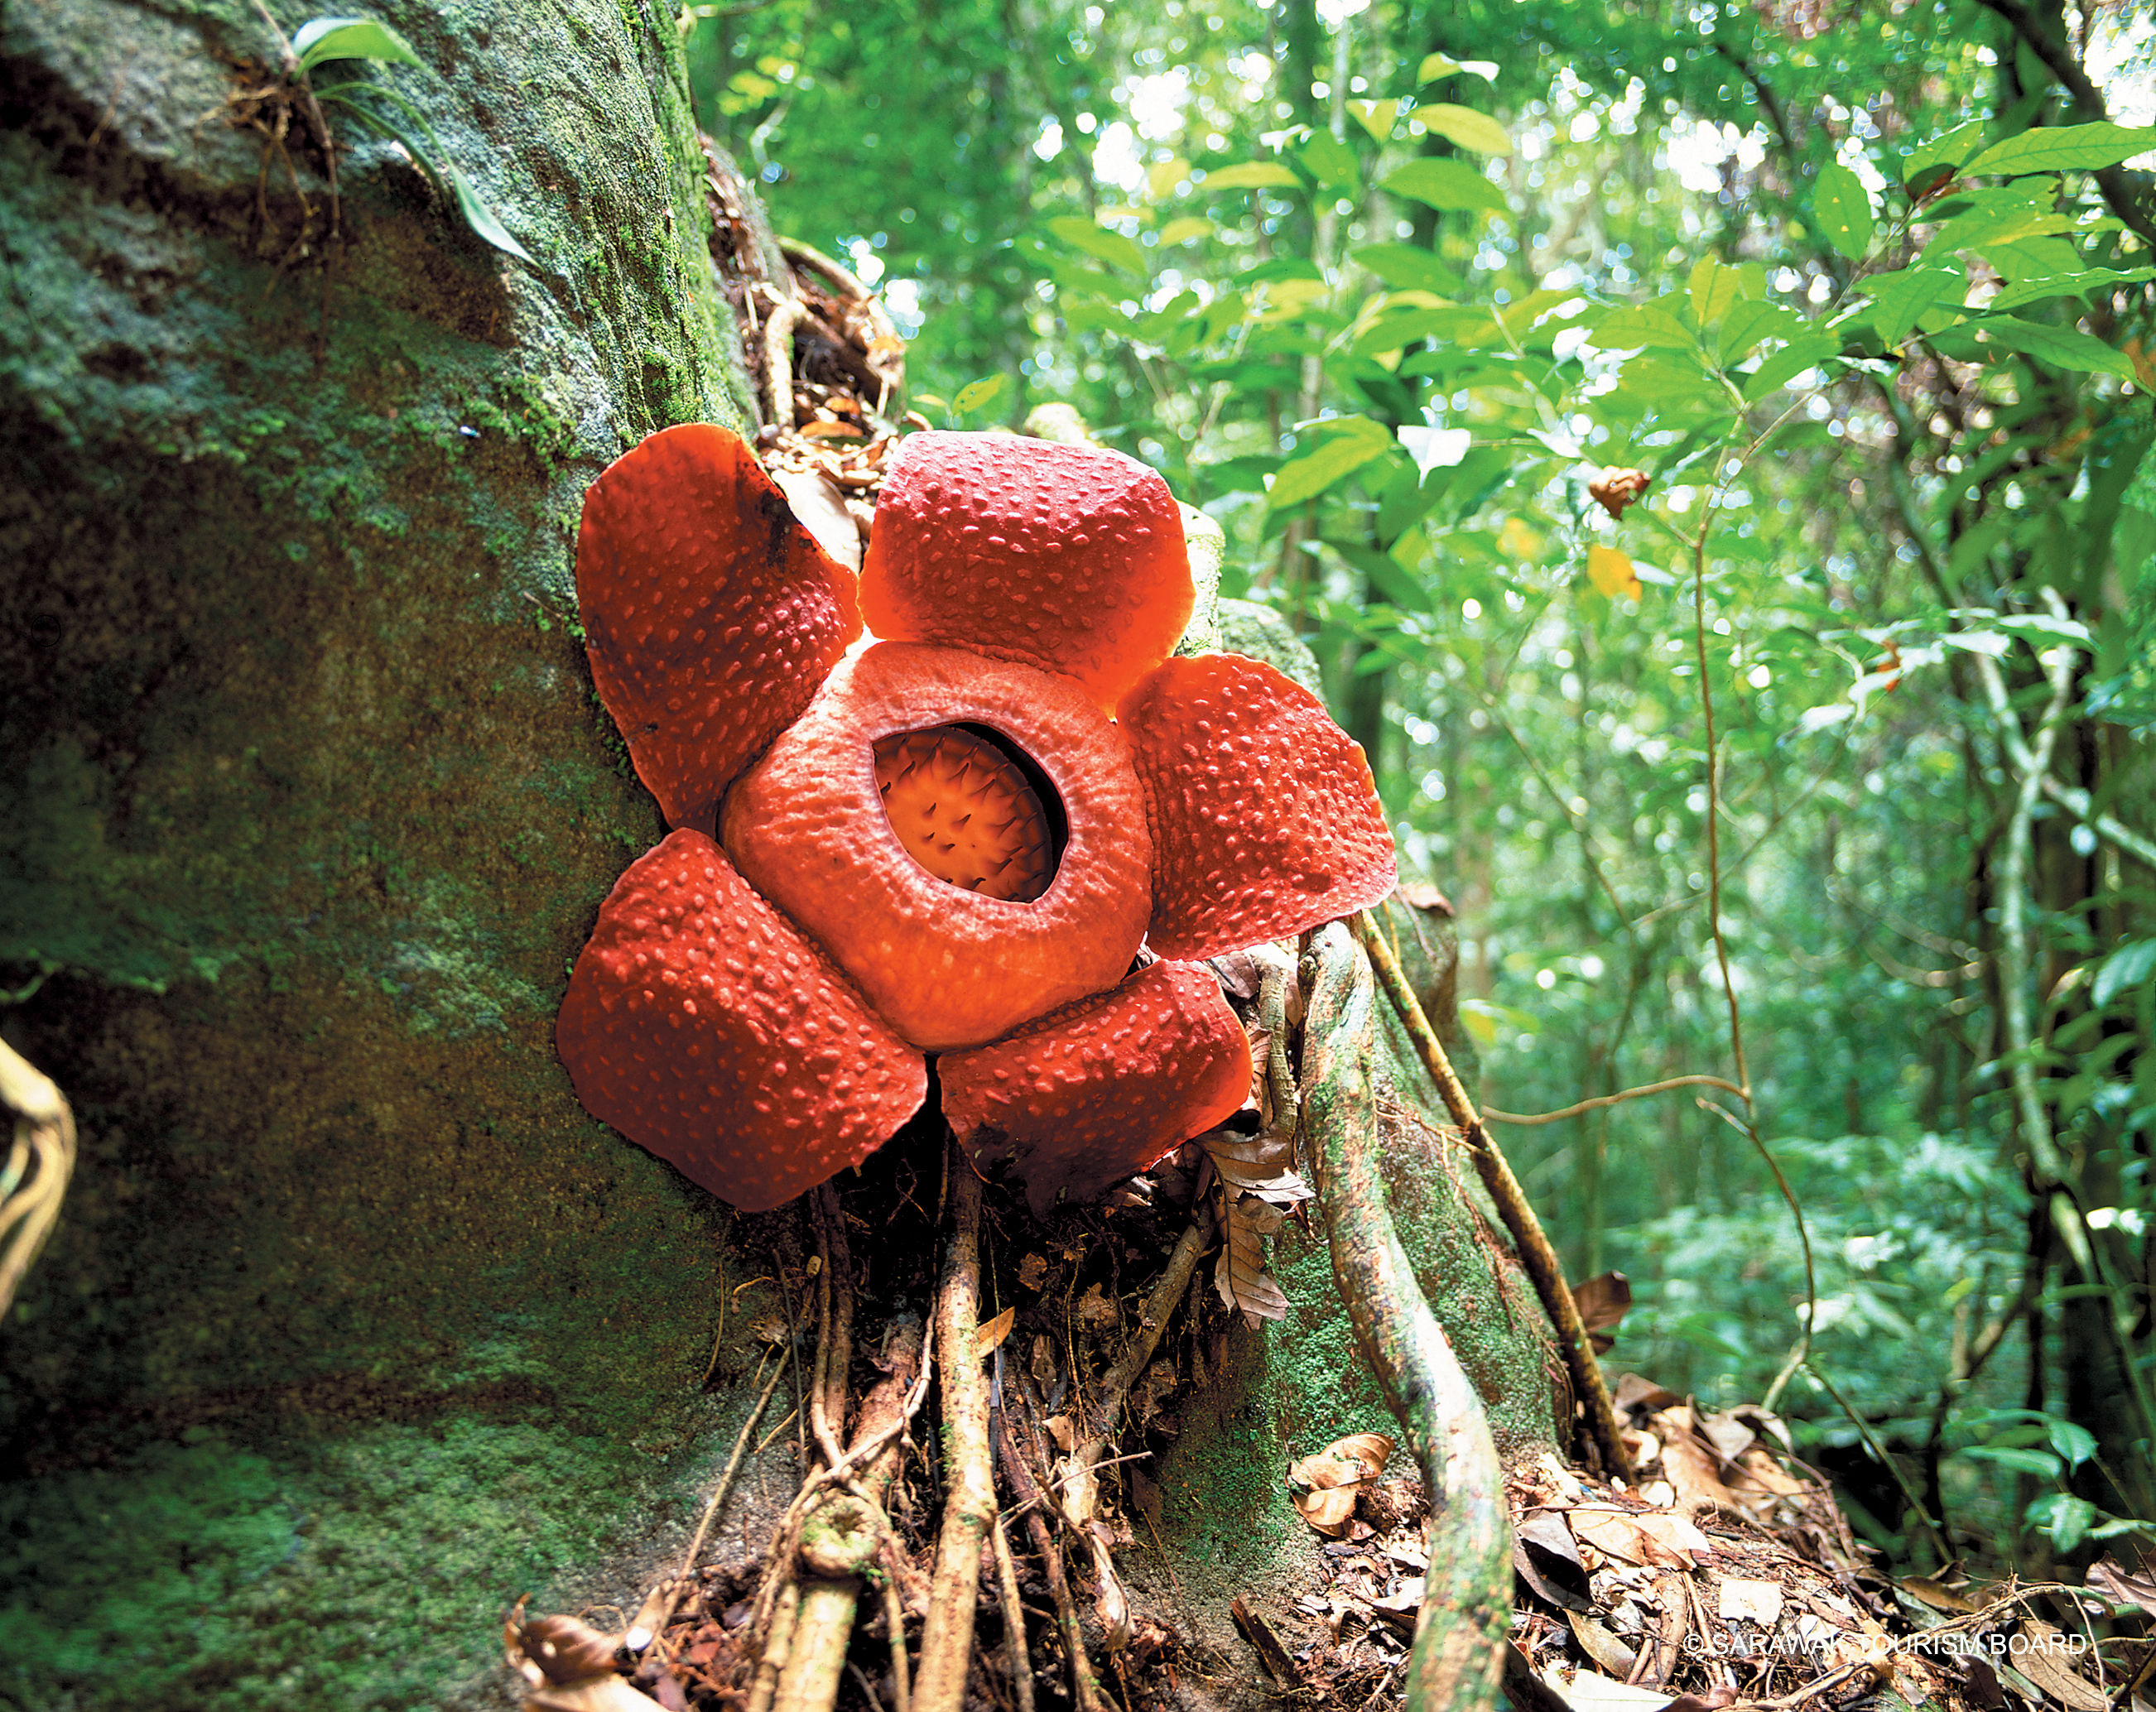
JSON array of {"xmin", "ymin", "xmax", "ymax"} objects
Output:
[{"xmin": 559, "ymin": 425, "xmax": 1395, "ymax": 1212}]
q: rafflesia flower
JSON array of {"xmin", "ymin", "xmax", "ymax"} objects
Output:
[{"xmin": 557, "ymin": 424, "xmax": 1395, "ymax": 1214}]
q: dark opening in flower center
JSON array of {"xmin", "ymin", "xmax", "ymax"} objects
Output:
[{"xmin": 873, "ymin": 724, "xmax": 1061, "ymax": 902}]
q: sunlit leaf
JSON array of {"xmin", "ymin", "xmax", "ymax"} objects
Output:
[
  {"xmin": 1687, "ymin": 255, "xmax": 1747, "ymax": 329},
  {"xmin": 1591, "ymin": 302, "xmax": 1694, "ymax": 352},
  {"xmin": 1398, "ymin": 425, "xmax": 1472, "ymax": 474},
  {"xmin": 1964, "ymin": 122, "xmax": 2156, "ymax": 178},
  {"xmin": 1718, "ymin": 299, "xmax": 1804, "ymax": 365},
  {"xmin": 294, "ymin": 15, "xmax": 422, "ymax": 69},
  {"xmin": 1268, "ymin": 420, "xmax": 1393, "ymax": 509},
  {"xmin": 1201, "ymin": 160, "xmax": 1303, "ymax": 191},
  {"xmin": 1410, "ymin": 103, "xmax": 1514, "ymax": 156},
  {"xmin": 1353, "ymin": 243, "xmax": 1458, "ymax": 293},
  {"xmin": 1145, "ymin": 156, "xmax": 1191, "ymax": 200},
  {"xmin": 1986, "ymin": 267, "xmax": 2154, "ymax": 311},
  {"xmin": 1345, "ymin": 98, "xmax": 1404, "ymax": 143},
  {"xmin": 951, "ymin": 372, "xmax": 1009, "ymax": 415},
  {"xmin": 1812, "ymin": 161, "xmax": 1875, "ymax": 260},
  {"xmin": 1855, "ymin": 264, "xmax": 1962, "ymax": 349},
  {"xmin": 1157, "ymin": 215, "xmax": 1212, "ymax": 247},
  {"xmin": 1586, "ymin": 544, "xmax": 1642, "ymax": 600},
  {"xmin": 1045, "ymin": 214, "xmax": 1146, "ymax": 277},
  {"xmin": 1903, "ymin": 118, "xmax": 1987, "ymax": 185},
  {"xmin": 1499, "ymin": 517, "xmax": 1544, "ymax": 559},
  {"xmin": 1382, "ymin": 157, "xmax": 1508, "ymax": 216},
  {"xmin": 1742, "ymin": 335, "xmax": 1839, "ymax": 400},
  {"xmin": 1417, "ymin": 51, "xmax": 1498, "ymax": 83}
]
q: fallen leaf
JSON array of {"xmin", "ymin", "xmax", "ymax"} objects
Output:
[
  {"xmin": 1371, "ymin": 1575, "xmax": 1426, "ymax": 1630},
  {"xmin": 1900, "ymin": 1576, "xmax": 1978, "ymax": 1613},
  {"xmin": 1292, "ymin": 1433, "xmax": 1393, "ymax": 1487},
  {"xmin": 1566, "ymin": 1610, "xmax": 1640, "ymax": 1678},
  {"xmin": 1538, "ymin": 1663, "xmax": 1688, "ymax": 1712},
  {"xmin": 1215, "ymin": 1191, "xmax": 1291, "ymax": 1324},
  {"xmin": 2088, "ymin": 1556, "xmax": 2156, "ymax": 1614},
  {"xmin": 1516, "ymin": 1511, "xmax": 1594, "ymax": 1610},
  {"xmin": 2012, "ymin": 1621, "xmax": 2109, "ymax": 1712},
  {"xmin": 1076, "ymin": 1283, "xmax": 1121, "ymax": 1329},
  {"xmin": 1018, "ymin": 1253, "xmax": 1050, "ymax": 1291},
  {"xmin": 1697, "ymin": 1410, "xmax": 1755, "ymax": 1465},
  {"xmin": 1717, "ymin": 1580, "xmax": 1783, "ymax": 1624},
  {"xmin": 975, "ymin": 1306, "xmax": 1016, "ymax": 1354},
  {"xmin": 1574, "ymin": 1272, "xmax": 1634, "ymax": 1343},
  {"xmin": 1294, "ymin": 1484, "xmax": 1360, "ymax": 1536},
  {"xmin": 771, "ymin": 465, "xmax": 862, "ymax": 571},
  {"xmin": 1568, "ymin": 1507, "xmax": 1713, "ymax": 1570},
  {"xmin": 1613, "ymin": 1374, "xmax": 1681, "ymax": 1414}
]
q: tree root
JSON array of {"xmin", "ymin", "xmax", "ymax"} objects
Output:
[
  {"xmin": 1350, "ymin": 908, "xmax": 1634, "ymax": 1483},
  {"xmin": 995, "ymin": 1400, "xmax": 1106, "ymax": 1712},
  {"xmin": 1304, "ymin": 921, "xmax": 1512, "ymax": 1712},
  {"xmin": 914, "ymin": 1141, "xmax": 996, "ymax": 1712}
]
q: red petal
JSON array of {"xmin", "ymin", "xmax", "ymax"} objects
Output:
[
  {"xmin": 557, "ymin": 830, "xmax": 924, "ymax": 1211},
  {"xmin": 1119, "ymin": 654, "xmax": 1396, "ymax": 959},
  {"xmin": 942, "ymin": 962, "xmax": 1251, "ymax": 1214},
  {"xmin": 577, "ymin": 425, "xmax": 861, "ymax": 832},
  {"xmin": 861, "ymin": 432, "xmax": 1192, "ymax": 707},
  {"xmin": 722, "ymin": 642, "xmax": 1152, "ymax": 1052}
]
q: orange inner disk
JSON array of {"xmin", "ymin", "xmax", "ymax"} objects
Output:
[{"xmin": 873, "ymin": 726, "xmax": 1054, "ymax": 902}]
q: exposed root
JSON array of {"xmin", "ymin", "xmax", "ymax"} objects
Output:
[
  {"xmin": 989, "ymin": 1513, "xmax": 1037, "ymax": 1712},
  {"xmin": 995, "ymin": 1397, "xmax": 1106, "ymax": 1712},
  {"xmin": 915, "ymin": 1142, "xmax": 996, "ymax": 1712},
  {"xmin": 0, "ymin": 1039, "xmax": 75, "ymax": 1320}
]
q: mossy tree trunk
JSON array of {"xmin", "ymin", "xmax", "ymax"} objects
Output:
[{"xmin": 0, "ymin": 6, "xmax": 1564, "ymax": 1705}]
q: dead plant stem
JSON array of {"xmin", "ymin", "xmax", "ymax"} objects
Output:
[
  {"xmin": 991, "ymin": 1515, "xmax": 1038, "ymax": 1712},
  {"xmin": 1483, "ymin": 1075, "xmax": 1747, "ymax": 1127}
]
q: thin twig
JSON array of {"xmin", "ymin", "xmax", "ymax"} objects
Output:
[
  {"xmin": 1484, "ymin": 1075, "xmax": 1748, "ymax": 1127},
  {"xmin": 991, "ymin": 1514, "xmax": 1038, "ymax": 1712}
]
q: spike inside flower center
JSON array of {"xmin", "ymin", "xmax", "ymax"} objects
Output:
[{"xmin": 873, "ymin": 724, "xmax": 1061, "ymax": 902}]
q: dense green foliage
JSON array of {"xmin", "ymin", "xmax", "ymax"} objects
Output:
[{"xmin": 690, "ymin": 0, "xmax": 2156, "ymax": 1572}]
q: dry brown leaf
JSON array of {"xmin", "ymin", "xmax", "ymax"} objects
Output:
[
  {"xmin": 1292, "ymin": 1433, "xmax": 1393, "ymax": 1487},
  {"xmin": 1076, "ymin": 1283, "xmax": 1121, "ymax": 1329},
  {"xmin": 2013, "ymin": 1621, "xmax": 2109, "ymax": 1712},
  {"xmin": 1201, "ymin": 1129, "xmax": 1302, "ymax": 1193},
  {"xmin": 1697, "ymin": 1411, "xmax": 1756, "ymax": 1465},
  {"xmin": 1716, "ymin": 1580, "xmax": 1783, "ymax": 1624},
  {"xmin": 1613, "ymin": 1374, "xmax": 1682, "ymax": 1413},
  {"xmin": 1658, "ymin": 1431, "xmax": 1738, "ymax": 1516},
  {"xmin": 2089, "ymin": 1556, "xmax": 2156, "ymax": 1614},
  {"xmin": 1292, "ymin": 1484, "xmax": 1360, "ymax": 1536},
  {"xmin": 1516, "ymin": 1510, "xmax": 1594, "ymax": 1612},
  {"xmin": 1573, "ymin": 1272, "xmax": 1634, "ymax": 1339},
  {"xmin": 770, "ymin": 466, "xmax": 862, "ymax": 572},
  {"xmin": 1732, "ymin": 1447, "xmax": 1806, "ymax": 1496},
  {"xmin": 1044, "ymin": 1412, "xmax": 1076, "ymax": 1453},
  {"xmin": 1372, "ymin": 1575, "xmax": 1426, "ymax": 1631},
  {"xmin": 526, "ymin": 1681, "xmax": 663, "ymax": 1712},
  {"xmin": 1029, "ymin": 1334, "xmax": 1056, "ymax": 1395},
  {"xmin": 1568, "ymin": 1507, "xmax": 1712, "ymax": 1570},
  {"xmin": 1566, "ymin": 1610, "xmax": 1640, "ymax": 1678},
  {"xmin": 1017, "ymin": 1253, "xmax": 1049, "ymax": 1291},
  {"xmin": 975, "ymin": 1305, "xmax": 1016, "ymax": 1354},
  {"xmin": 1215, "ymin": 1193, "xmax": 1291, "ymax": 1325},
  {"xmin": 1056, "ymin": 1453, "xmax": 1100, "ymax": 1526},
  {"xmin": 1900, "ymin": 1576, "xmax": 1979, "ymax": 1613}
]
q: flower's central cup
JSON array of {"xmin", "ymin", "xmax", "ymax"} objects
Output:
[{"xmin": 873, "ymin": 725, "xmax": 1058, "ymax": 903}]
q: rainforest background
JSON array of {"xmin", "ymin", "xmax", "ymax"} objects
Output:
[{"xmin": 688, "ymin": 0, "xmax": 2156, "ymax": 1568}]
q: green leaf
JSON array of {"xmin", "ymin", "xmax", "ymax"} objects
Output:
[
  {"xmin": 1742, "ymin": 334, "xmax": 1839, "ymax": 400},
  {"xmin": 1960, "ymin": 1445, "xmax": 2062, "ymax": 1478},
  {"xmin": 1903, "ymin": 119, "xmax": 1988, "ymax": 185},
  {"xmin": 1687, "ymin": 255, "xmax": 1750, "ymax": 331},
  {"xmin": 1591, "ymin": 302, "xmax": 1696, "ymax": 352},
  {"xmin": 1045, "ymin": 215, "xmax": 1146, "ymax": 277},
  {"xmin": 1979, "ymin": 236, "xmax": 2085, "ymax": 282},
  {"xmin": 1988, "ymin": 267, "xmax": 2155, "ymax": 311},
  {"xmin": 293, "ymin": 15, "xmax": 422, "ymax": 69},
  {"xmin": 1718, "ymin": 298, "xmax": 1804, "ymax": 365},
  {"xmin": 438, "ymin": 163, "xmax": 534, "ymax": 263},
  {"xmin": 1345, "ymin": 99, "xmax": 1403, "ymax": 144},
  {"xmin": 1416, "ymin": 51, "xmax": 1497, "ymax": 84},
  {"xmin": 1973, "ymin": 315, "xmax": 2135, "ymax": 380},
  {"xmin": 1332, "ymin": 541, "xmax": 1435, "ymax": 611},
  {"xmin": 1268, "ymin": 418, "xmax": 1393, "ymax": 510},
  {"xmin": 951, "ymin": 373, "xmax": 1009, "ymax": 416},
  {"xmin": 1201, "ymin": 160, "xmax": 1303, "ymax": 191},
  {"xmin": 1299, "ymin": 129, "xmax": 1359, "ymax": 190},
  {"xmin": 1965, "ymin": 122, "xmax": 2156, "ymax": 178},
  {"xmin": 2094, "ymin": 941, "xmax": 2156, "ymax": 1008},
  {"xmin": 1855, "ymin": 265, "xmax": 1963, "ymax": 348},
  {"xmin": 1352, "ymin": 243, "xmax": 1459, "ymax": 293},
  {"xmin": 1409, "ymin": 103, "xmax": 1513, "ymax": 156},
  {"xmin": 2046, "ymin": 1418, "xmax": 2098, "ymax": 1470},
  {"xmin": 1813, "ymin": 161, "xmax": 1875, "ymax": 260},
  {"xmin": 1382, "ymin": 157, "xmax": 1508, "ymax": 216}
]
